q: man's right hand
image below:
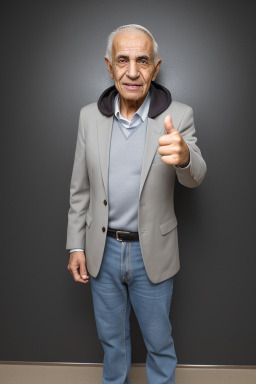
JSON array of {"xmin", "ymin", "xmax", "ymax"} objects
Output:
[{"xmin": 67, "ymin": 251, "xmax": 90, "ymax": 284}]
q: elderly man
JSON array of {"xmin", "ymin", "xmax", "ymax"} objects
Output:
[{"xmin": 66, "ymin": 24, "xmax": 206, "ymax": 384}]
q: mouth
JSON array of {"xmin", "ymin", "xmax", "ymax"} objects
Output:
[{"xmin": 123, "ymin": 83, "xmax": 142, "ymax": 90}]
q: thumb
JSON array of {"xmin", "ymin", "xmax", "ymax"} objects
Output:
[
  {"xmin": 164, "ymin": 114, "xmax": 176, "ymax": 134},
  {"xmin": 79, "ymin": 259, "xmax": 89, "ymax": 279}
]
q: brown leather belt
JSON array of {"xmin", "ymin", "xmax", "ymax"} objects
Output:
[{"xmin": 107, "ymin": 227, "xmax": 139, "ymax": 242}]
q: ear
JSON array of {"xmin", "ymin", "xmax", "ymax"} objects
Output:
[
  {"xmin": 152, "ymin": 59, "xmax": 162, "ymax": 81},
  {"xmin": 104, "ymin": 57, "xmax": 114, "ymax": 79}
]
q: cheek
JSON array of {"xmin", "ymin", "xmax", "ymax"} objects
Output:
[
  {"xmin": 141, "ymin": 70, "xmax": 154, "ymax": 83},
  {"xmin": 113, "ymin": 67, "xmax": 126, "ymax": 81}
]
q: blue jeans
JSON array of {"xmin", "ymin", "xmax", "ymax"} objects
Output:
[{"xmin": 88, "ymin": 234, "xmax": 177, "ymax": 384}]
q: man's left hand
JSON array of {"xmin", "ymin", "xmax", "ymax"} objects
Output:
[{"xmin": 158, "ymin": 114, "xmax": 190, "ymax": 167}]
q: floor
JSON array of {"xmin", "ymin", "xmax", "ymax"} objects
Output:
[{"xmin": 0, "ymin": 363, "xmax": 256, "ymax": 384}]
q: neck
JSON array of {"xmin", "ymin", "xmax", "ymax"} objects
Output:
[{"xmin": 119, "ymin": 95, "xmax": 147, "ymax": 121}]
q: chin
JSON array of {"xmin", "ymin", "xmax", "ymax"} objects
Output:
[
  {"xmin": 121, "ymin": 90, "xmax": 145, "ymax": 101},
  {"xmin": 123, "ymin": 94, "xmax": 142, "ymax": 101}
]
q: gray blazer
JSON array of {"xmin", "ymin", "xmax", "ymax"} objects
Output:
[{"xmin": 66, "ymin": 87, "xmax": 206, "ymax": 284}]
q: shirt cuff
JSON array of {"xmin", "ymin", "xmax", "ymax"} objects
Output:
[
  {"xmin": 69, "ymin": 248, "xmax": 84, "ymax": 253},
  {"xmin": 175, "ymin": 158, "xmax": 191, "ymax": 169}
]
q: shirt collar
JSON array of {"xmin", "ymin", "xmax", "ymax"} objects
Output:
[{"xmin": 114, "ymin": 90, "xmax": 151, "ymax": 127}]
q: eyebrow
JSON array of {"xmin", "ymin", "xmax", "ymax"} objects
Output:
[{"xmin": 116, "ymin": 55, "xmax": 150, "ymax": 61}]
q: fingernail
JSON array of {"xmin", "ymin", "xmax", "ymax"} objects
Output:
[{"xmin": 82, "ymin": 275, "xmax": 88, "ymax": 279}]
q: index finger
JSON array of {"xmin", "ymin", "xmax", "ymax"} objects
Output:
[{"xmin": 70, "ymin": 267, "xmax": 88, "ymax": 284}]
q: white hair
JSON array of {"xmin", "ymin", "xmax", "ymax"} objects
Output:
[{"xmin": 105, "ymin": 24, "xmax": 159, "ymax": 66}]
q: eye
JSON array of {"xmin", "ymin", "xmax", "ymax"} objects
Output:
[{"xmin": 138, "ymin": 59, "xmax": 148, "ymax": 65}]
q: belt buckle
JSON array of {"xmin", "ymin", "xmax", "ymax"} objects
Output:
[{"xmin": 116, "ymin": 230, "xmax": 130, "ymax": 242}]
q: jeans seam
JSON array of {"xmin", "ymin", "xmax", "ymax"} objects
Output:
[
  {"xmin": 127, "ymin": 242, "xmax": 130, "ymax": 280},
  {"xmin": 122, "ymin": 292, "xmax": 127, "ymax": 382},
  {"xmin": 121, "ymin": 241, "xmax": 124, "ymax": 281}
]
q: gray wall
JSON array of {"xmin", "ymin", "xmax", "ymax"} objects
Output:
[{"xmin": 1, "ymin": 0, "xmax": 255, "ymax": 364}]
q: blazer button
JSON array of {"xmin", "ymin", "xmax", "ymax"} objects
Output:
[
  {"xmin": 103, "ymin": 200, "xmax": 107, "ymax": 206},
  {"xmin": 102, "ymin": 227, "xmax": 106, "ymax": 232}
]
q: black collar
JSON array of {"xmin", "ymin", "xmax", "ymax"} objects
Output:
[{"xmin": 97, "ymin": 81, "xmax": 172, "ymax": 118}]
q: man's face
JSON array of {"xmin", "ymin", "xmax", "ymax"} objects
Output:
[{"xmin": 105, "ymin": 30, "xmax": 161, "ymax": 103}]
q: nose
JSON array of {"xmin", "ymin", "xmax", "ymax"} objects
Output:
[{"xmin": 126, "ymin": 60, "xmax": 139, "ymax": 79}]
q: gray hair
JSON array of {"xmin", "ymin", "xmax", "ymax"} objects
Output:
[{"xmin": 105, "ymin": 24, "xmax": 159, "ymax": 66}]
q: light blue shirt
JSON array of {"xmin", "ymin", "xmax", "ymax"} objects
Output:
[
  {"xmin": 114, "ymin": 91, "xmax": 151, "ymax": 137},
  {"xmin": 69, "ymin": 90, "xmax": 190, "ymax": 253}
]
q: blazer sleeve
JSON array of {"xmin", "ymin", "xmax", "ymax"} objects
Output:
[
  {"xmin": 66, "ymin": 109, "xmax": 90, "ymax": 251},
  {"xmin": 174, "ymin": 106, "xmax": 207, "ymax": 188}
]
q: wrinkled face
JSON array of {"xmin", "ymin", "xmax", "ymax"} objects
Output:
[{"xmin": 105, "ymin": 30, "xmax": 161, "ymax": 103}]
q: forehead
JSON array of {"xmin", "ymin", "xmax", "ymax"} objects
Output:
[{"xmin": 112, "ymin": 31, "xmax": 154, "ymax": 57}]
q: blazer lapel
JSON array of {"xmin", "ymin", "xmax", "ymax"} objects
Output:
[
  {"xmin": 97, "ymin": 113, "xmax": 113, "ymax": 198},
  {"xmin": 139, "ymin": 117, "xmax": 164, "ymax": 199},
  {"xmin": 97, "ymin": 114, "xmax": 164, "ymax": 200}
]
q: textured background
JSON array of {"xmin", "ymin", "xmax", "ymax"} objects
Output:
[{"xmin": 1, "ymin": 0, "xmax": 255, "ymax": 364}]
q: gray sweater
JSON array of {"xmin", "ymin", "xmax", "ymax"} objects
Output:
[{"xmin": 107, "ymin": 117, "xmax": 147, "ymax": 232}]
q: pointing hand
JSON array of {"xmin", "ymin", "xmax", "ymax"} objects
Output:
[{"xmin": 158, "ymin": 114, "xmax": 190, "ymax": 167}]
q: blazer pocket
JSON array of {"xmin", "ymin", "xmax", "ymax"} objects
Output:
[
  {"xmin": 159, "ymin": 217, "xmax": 178, "ymax": 235},
  {"xmin": 86, "ymin": 211, "xmax": 93, "ymax": 228}
]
